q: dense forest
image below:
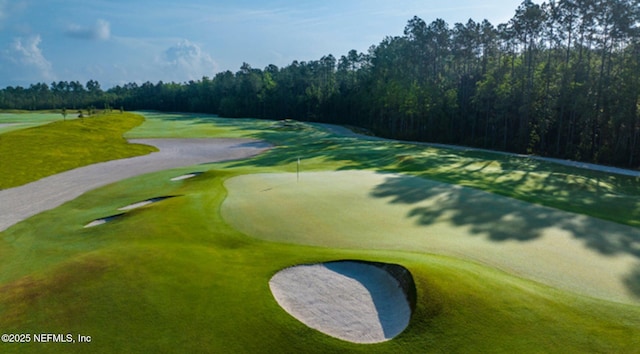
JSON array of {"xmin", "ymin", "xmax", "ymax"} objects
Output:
[{"xmin": 2, "ymin": 0, "xmax": 640, "ymax": 168}]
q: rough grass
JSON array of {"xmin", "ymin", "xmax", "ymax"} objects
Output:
[
  {"xmin": 1, "ymin": 112, "xmax": 639, "ymax": 352},
  {"xmin": 0, "ymin": 112, "xmax": 157, "ymax": 189}
]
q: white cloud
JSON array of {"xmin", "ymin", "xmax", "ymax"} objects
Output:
[
  {"xmin": 160, "ymin": 40, "xmax": 218, "ymax": 82},
  {"xmin": 6, "ymin": 35, "xmax": 55, "ymax": 82},
  {"xmin": 66, "ymin": 19, "xmax": 110, "ymax": 40}
]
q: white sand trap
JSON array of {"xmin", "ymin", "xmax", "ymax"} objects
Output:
[
  {"xmin": 269, "ymin": 261, "xmax": 413, "ymax": 344},
  {"xmin": 84, "ymin": 213, "xmax": 125, "ymax": 228},
  {"xmin": 170, "ymin": 172, "xmax": 202, "ymax": 181},
  {"xmin": 118, "ymin": 201, "xmax": 154, "ymax": 211},
  {"xmin": 84, "ymin": 219, "xmax": 108, "ymax": 228},
  {"xmin": 118, "ymin": 196, "xmax": 175, "ymax": 211}
]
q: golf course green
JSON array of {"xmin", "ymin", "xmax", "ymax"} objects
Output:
[{"xmin": 0, "ymin": 111, "xmax": 639, "ymax": 353}]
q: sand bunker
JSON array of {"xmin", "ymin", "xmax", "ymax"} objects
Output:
[
  {"xmin": 118, "ymin": 196, "xmax": 176, "ymax": 211},
  {"xmin": 84, "ymin": 213, "xmax": 125, "ymax": 228},
  {"xmin": 87, "ymin": 196, "xmax": 176, "ymax": 227},
  {"xmin": 269, "ymin": 260, "xmax": 415, "ymax": 344},
  {"xmin": 170, "ymin": 172, "xmax": 203, "ymax": 181}
]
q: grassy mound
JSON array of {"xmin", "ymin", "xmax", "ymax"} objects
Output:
[{"xmin": 0, "ymin": 113, "xmax": 157, "ymax": 189}]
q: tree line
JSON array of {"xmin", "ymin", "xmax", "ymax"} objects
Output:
[{"xmin": 1, "ymin": 0, "xmax": 639, "ymax": 168}]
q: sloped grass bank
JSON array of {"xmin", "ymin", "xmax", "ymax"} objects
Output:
[
  {"xmin": 1, "ymin": 167, "xmax": 639, "ymax": 353},
  {"xmin": 0, "ymin": 112, "xmax": 156, "ymax": 189}
]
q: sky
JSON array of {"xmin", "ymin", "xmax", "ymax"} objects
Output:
[{"xmin": 0, "ymin": 0, "xmax": 525, "ymax": 89}]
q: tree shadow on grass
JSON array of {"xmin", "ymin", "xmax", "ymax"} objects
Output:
[
  {"xmin": 143, "ymin": 113, "xmax": 640, "ymax": 299},
  {"xmin": 370, "ymin": 173, "xmax": 640, "ymax": 299},
  {"xmin": 624, "ymin": 267, "xmax": 640, "ymax": 299}
]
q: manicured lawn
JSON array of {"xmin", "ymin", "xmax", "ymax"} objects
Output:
[
  {"xmin": 222, "ymin": 170, "xmax": 640, "ymax": 304},
  {"xmin": 133, "ymin": 112, "xmax": 640, "ymax": 227},
  {"xmin": 125, "ymin": 111, "xmax": 266, "ymax": 139},
  {"xmin": 0, "ymin": 112, "xmax": 638, "ymax": 353},
  {"xmin": 1, "ymin": 163, "xmax": 639, "ymax": 353},
  {"xmin": 0, "ymin": 112, "xmax": 156, "ymax": 189},
  {"xmin": 0, "ymin": 112, "xmax": 73, "ymax": 134}
]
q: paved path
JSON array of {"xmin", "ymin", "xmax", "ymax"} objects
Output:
[{"xmin": 0, "ymin": 138, "xmax": 270, "ymax": 232}]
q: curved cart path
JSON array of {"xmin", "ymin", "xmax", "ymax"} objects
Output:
[{"xmin": 0, "ymin": 138, "xmax": 270, "ymax": 232}]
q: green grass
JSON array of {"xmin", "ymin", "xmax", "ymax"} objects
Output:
[
  {"xmin": 169, "ymin": 113, "xmax": 638, "ymax": 228},
  {"xmin": 0, "ymin": 112, "xmax": 76, "ymax": 134},
  {"xmin": 0, "ymin": 112, "xmax": 639, "ymax": 353},
  {"xmin": 0, "ymin": 112, "xmax": 157, "ymax": 189},
  {"xmin": 221, "ymin": 171, "xmax": 640, "ymax": 304},
  {"xmin": 132, "ymin": 112, "xmax": 640, "ymax": 227},
  {"xmin": 1, "ymin": 164, "xmax": 639, "ymax": 353},
  {"xmin": 125, "ymin": 111, "xmax": 266, "ymax": 139}
]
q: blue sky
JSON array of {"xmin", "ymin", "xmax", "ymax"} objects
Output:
[{"xmin": 0, "ymin": 0, "xmax": 524, "ymax": 88}]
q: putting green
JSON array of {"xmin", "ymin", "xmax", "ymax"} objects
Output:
[{"xmin": 222, "ymin": 170, "xmax": 640, "ymax": 304}]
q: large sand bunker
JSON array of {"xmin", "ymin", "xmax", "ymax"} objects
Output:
[{"xmin": 269, "ymin": 260, "xmax": 415, "ymax": 344}]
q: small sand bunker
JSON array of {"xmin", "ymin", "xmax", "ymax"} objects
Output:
[
  {"xmin": 269, "ymin": 260, "xmax": 415, "ymax": 344},
  {"xmin": 170, "ymin": 172, "xmax": 203, "ymax": 181},
  {"xmin": 84, "ymin": 213, "xmax": 125, "ymax": 228},
  {"xmin": 118, "ymin": 196, "xmax": 176, "ymax": 211}
]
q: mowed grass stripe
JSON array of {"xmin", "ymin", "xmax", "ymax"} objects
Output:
[{"xmin": 0, "ymin": 113, "xmax": 157, "ymax": 189}]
